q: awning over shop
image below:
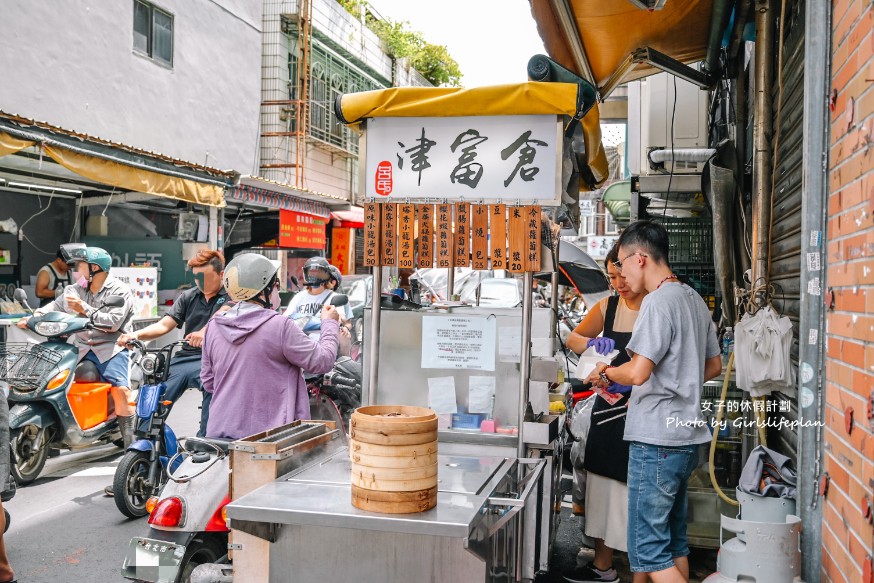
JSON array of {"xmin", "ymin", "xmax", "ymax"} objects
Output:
[
  {"xmin": 530, "ymin": 0, "xmax": 717, "ymax": 96},
  {"xmin": 231, "ymin": 177, "xmax": 338, "ymax": 217},
  {"xmin": 0, "ymin": 113, "xmax": 231, "ymax": 207},
  {"xmin": 330, "ymin": 207, "xmax": 364, "ymax": 228}
]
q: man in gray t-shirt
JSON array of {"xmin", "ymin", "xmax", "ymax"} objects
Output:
[{"xmin": 586, "ymin": 220, "xmax": 722, "ymax": 582}]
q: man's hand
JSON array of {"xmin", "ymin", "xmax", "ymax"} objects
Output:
[
  {"xmin": 117, "ymin": 333, "xmax": 137, "ymax": 347},
  {"xmin": 338, "ymin": 326, "xmax": 352, "ymax": 357},
  {"xmin": 66, "ymin": 296, "xmax": 87, "ymax": 315},
  {"xmin": 185, "ymin": 329, "xmax": 206, "ymax": 348},
  {"xmin": 16, "ymin": 317, "xmax": 29, "ymax": 329},
  {"xmin": 321, "ymin": 305, "xmax": 340, "ymax": 321},
  {"xmin": 584, "ymin": 362, "xmax": 610, "ymax": 388}
]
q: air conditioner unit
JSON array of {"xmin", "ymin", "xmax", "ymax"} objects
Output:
[{"xmin": 627, "ymin": 70, "xmax": 709, "ymax": 176}]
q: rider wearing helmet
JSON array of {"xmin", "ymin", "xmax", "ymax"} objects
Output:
[
  {"xmin": 201, "ymin": 253, "xmax": 340, "ymax": 439},
  {"xmin": 18, "ymin": 244, "xmax": 136, "ymax": 448},
  {"xmin": 283, "ymin": 257, "xmax": 351, "ymax": 337}
]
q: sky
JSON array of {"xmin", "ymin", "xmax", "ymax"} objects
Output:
[{"xmin": 365, "ymin": 0, "xmax": 546, "ymax": 87}]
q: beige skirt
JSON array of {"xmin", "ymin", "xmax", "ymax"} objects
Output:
[{"xmin": 584, "ymin": 472, "xmax": 629, "ymax": 552}]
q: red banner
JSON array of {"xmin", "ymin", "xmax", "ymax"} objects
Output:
[
  {"xmin": 330, "ymin": 227, "xmax": 354, "ymax": 275},
  {"xmin": 279, "ymin": 210, "xmax": 327, "ymax": 249}
]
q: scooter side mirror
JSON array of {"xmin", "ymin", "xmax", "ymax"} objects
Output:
[
  {"xmin": 329, "ymin": 294, "xmax": 348, "ymax": 307},
  {"xmin": 13, "ymin": 288, "xmax": 32, "ymax": 312}
]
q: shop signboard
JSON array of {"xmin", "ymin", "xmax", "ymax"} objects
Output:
[
  {"xmin": 364, "ymin": 115, "xmax": 562, "ymax": 204},
  {"xmin": 330, "ymin": 227, "xmax": 354, "ymax": 275},
  {"xmin": 279, "ymin": 210, "xmax": 327, "ymax": 249},
  {"xmin": 83, "ymin": 237, "xmax": 186, "ymax": 290},
  {"xmin": 586, "ymin": 235, "xmax": 619, "ymax": 259}
]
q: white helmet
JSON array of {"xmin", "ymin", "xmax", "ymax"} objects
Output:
[{"xmin": 223, "ymin": 253, "xmax": 281, "ymax": 303}]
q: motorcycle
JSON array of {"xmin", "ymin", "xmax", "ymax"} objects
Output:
[
  {"xmin": 1, "ymin": 289, "xmax": 131, "ymax": 484},
  {"xmin": 121, "ymin": 436, "xmax": 232, "ymax": 583},
  {"xmin": 307, "ymin": 355, "xmax": 362, "ymax": 435},
  {"xmin": 112, "ymin": 339, "xmax": 185, "ymax": 518}
]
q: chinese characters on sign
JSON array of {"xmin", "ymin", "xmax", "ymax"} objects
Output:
[
  {"xmin": 330, "ymin": 227, "xmax": 354, "ymax": 275},
  {"xmin": 489, "ymin": 205, "xmax": 507, "ymax": 269},
  {"xmin": 363, "ymin": 202, "xmax": 380, "ymax": 267},
  {"xmin": 436, "ymin": 204, "xmax": 453, "ymax": 269},
  {"xmin": 365, "ymin": 115, "xmax": 560, "ymax": 203},
  {"xmin": 381, "ymin": 203, "xmax": 397, "ymax": 267},
  {"xmin": 417, "ymin": 204, "xmax": 434, "ymax": 268},
  {"xmin": 507, "ymin": 206, "xmax": 527, "ymax": 273},
  {"xmin": 454, "ymin": 202, "xmax": 470, "ymax": 267},
  {"xmin": 471, "ymin": 205, "xmax": 489, "ymax": 270},
  {"xmin": 279, "ymin": 210, "xmax": 327, "ymax": 249},
  {"xmin": 398, "ymin": 204, "xmax": 415, "ymax": 269},
  {"xmin": 587, "ymin": 235, "xmax": 619, "ymax": 259}
]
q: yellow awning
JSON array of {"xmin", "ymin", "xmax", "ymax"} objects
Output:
[
  {"xmin": 531, "ymin": 0, "xmax": 714, "ymax": 89},
  {"xmin": 0, "ymin": 130, "xmax": 225, "ymax": 207},
  {"xmin": 336, "ymin": 82, "xmax": 583, "ymax": 123},
  {"xmin": 337, "ymin": 82, "xmax": 609, "ymax": 190}
]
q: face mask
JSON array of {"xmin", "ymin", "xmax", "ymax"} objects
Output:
[
  {"xmin": 193, "ymin": 272, "xmax": 206, "ymax": 290},
  {"xmin": 269, "ymin": 287, "xmax": 281, "ymax": 311},
  {"xmin": 76, "ymin": 275, "xmax": 89, "ymax": 288}
]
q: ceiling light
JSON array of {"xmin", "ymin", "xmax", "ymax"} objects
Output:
[{"xmin": 5, "ymin": 180, "xmax": 82, "ymax": 194}]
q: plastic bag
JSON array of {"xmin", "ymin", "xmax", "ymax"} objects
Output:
[{"xmin": 569, "ymin": 395, "xmax": 595, "ymax": 510}]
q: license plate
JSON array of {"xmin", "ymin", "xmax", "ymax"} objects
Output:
[{"xmin": 121, "ymin": 536, "xmax": 186, "ymax": 583}]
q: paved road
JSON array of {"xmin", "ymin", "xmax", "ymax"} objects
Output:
[{"xmin": 4, "ymin": 390, "xmax": 204, "ymax": 583}]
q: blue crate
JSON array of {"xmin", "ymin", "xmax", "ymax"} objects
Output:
[{"xmin": 451, "ymin": 413, "xmax": 486, "ymax": 430}]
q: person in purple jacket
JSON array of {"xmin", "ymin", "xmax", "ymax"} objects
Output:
[{"xmin": 200, "ymin": 253, "xmax": 340, "ymax": 440}]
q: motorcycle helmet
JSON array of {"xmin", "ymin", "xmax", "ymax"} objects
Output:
[
  {"xmin": 223, "ymin": 253, "xmax": 281, "ymax": 303},
  {"xmin": 327, "ymin": 265, "xmax": 342, "ymax": 290},
  {"xmin": 63, "ymin": 244, "xmax": 112, "ymax": 273},
  {"xmin": 302, "ymin": 257, "xmax": 331, "ymax": 287}
]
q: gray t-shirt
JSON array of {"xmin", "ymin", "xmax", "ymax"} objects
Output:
[{"xmin": 624, "ymin": 282, "xmax": 720, "ymax": 446}]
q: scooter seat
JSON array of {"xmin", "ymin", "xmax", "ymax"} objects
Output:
[{"xmin": 184, "ymin": 437, "xmax": 232, "ymax": 455}]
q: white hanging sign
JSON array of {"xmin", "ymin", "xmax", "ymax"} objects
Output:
[{"xmin": 363, "ymin": 115, "xmax": 562, "ymax": 204}]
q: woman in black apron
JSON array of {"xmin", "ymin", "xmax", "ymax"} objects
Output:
[{"xmin": 563, "ymin": 245, "xmax": 647, "ymax": 583}]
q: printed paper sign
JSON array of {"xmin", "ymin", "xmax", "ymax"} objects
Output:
[{"xmin": 422, "ymin": 316, "xmax": 497, "ymax": 371}]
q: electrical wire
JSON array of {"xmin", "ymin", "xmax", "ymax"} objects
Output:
[
  {"xmin": 17, "ymin": 192, "xmax": 58, "ymax": 255},
  {"xmin": 663, "ymin": 76, "xmax": 678, "ymax": 216}
]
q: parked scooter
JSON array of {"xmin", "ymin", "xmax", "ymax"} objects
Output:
[
  {"xmin": 112, "ymin": 338, "xmax": 185, "ymax": 518},
  {"xmin": 122, "ymin": 436, "xmax": 232, "ymax": 583},
  {"xmin": 307, "ymin": 355, "xmax": 361, "ymax": 434},
  {"xmin": 1, "ymin": 289, "xmax": 130, "ymax": 484}
]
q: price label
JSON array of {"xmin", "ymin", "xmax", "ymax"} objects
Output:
[
  {"xmin": 398, "ymin": 203, "xmax": 415, "ymax": 269},
  {"xmin": 436, "ymin": 204, "xmax": 453, "ymax": 269},
  {"xmin": 489, "ymin": 204, "xmax": 506, "ymax": 269},
  {"xmin": 526, "ymin": 205, "xmax": 541, "ymax": 272},
  {"xmin": 454, "ymin": 202, "xmax": 470, "ymax": 267},
  {"xmin": 471, "ymin": 205, "xmax": 489, "ymax": 270},
  {"xmin": 416, "ymin": 204, "xmax": 434, "ymax": 268},
  {"xmin": 381, "ymin": 203, "xmax": 397, "ymax": 267},
  {"xmin": 508, "ymin": 206, "xmax": 526, "ymax": 273},
  {"xmin": 363, "ymin": 202, "xmax": 381, "ymax": 267}
]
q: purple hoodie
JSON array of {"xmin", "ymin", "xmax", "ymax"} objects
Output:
[{"xmin": 201, "ymin": 303, "xmax": 339, "ymax": 439}]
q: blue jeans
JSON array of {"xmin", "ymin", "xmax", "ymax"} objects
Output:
[
  {"xmin": 627, "ymin": 441, "xmax": 699, "ymax": 573},
  {"xmin": 145, "ymin": 355, "xmax": 210, "ymax": 438},
  {"xmin": 83, "ymin": 350, "xmax": 130, "ymax": 387}
]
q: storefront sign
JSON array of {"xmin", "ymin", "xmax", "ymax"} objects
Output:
[
  {"xmin": 421, "ymin": 315, "xmax": 497, "ymax": 371},
  {"xmin": 330, "ymin": 228, "xmax": 354, "ymax": 275},
  {"xmin": 279, "ymin": 210, "xmax": 327, "ymax": 249},
  {"xmin": 364, "ymin": 115, "xmax": 561, "ymax": 203},
  {"xmin": 587, "ymin": 235, "xmax": 619, "ymax": 259},
  {"xmin": 83, "ymin": 237, "xmax": 185, "ymax": 290}
]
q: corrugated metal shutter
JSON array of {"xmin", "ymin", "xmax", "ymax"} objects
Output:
[{"xmin": 768, "ymin": 0, "xmax": 805, "ymax": 458}]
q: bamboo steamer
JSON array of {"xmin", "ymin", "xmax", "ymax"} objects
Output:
[
  {"xmin": 351, "ymin": 485, "xmax": 437, "ymax": 514},
  {"xmin": 349, "ymin": 405, "xmax": 439, "ymax": 513}
]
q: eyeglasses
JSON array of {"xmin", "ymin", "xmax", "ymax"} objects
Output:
[{"xmin": 612, "ymin": 252, "xmax": 647, "ymax": 272}]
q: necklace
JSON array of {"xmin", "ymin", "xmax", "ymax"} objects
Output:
[{"xmin": 656, "ymin": 274, "xmax": 679, "ymax": 290}]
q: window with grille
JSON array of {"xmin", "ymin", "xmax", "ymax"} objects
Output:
[{"xmin": 133, "ymin": 0, "xmax": 173, "ymax": 67}]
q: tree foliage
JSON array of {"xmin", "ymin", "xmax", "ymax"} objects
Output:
[{"xmin": 336, "ymin": 1, "xmax": 462, "ymax": 87}]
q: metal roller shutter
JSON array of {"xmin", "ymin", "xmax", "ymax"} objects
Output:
[{"xmin": 767, "ymin": 0, "xmax": 805, "ymax": 458}]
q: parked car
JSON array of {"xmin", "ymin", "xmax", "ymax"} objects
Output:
[
  {"xmin": 459, "ymin": 277, "xmax": 523, "ymax": 308},
  {"xmin": 340, "ymin": 274, "xmax": 372, "ymax": 345}
]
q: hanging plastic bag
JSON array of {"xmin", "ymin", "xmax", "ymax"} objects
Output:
[
  {"xmin": 569, "ymin": 395, "xmax": 595, "ymax": 512},
  {"xmin": 734, "ymin": 307, "xmax": 795, "ymax": 397}
]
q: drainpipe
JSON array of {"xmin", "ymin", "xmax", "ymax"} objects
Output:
[
  {"xmin": 797, "ymin": 0, "xmax": 831, "ymax": 579},
  {"xmin": 704, "ymin": 0, "xmax": 734, "ymax": 77},
  {"xmin": 751, "ymin": 0, "xmax": 774, "ymax": 292}
]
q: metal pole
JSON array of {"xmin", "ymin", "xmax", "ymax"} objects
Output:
[
  {"xmin": 751, "ymin": 0, "xmax": 774, "ymax": 290},
  {"xmin": 366, "ymin": 265, "xmax": 383, "ymax": 406},
  {"xmin": 208, "ymin": 206, "xmax": 218, "ymax": 250},
  {"xmin": 550, "ymin": 271, "xmax": 559, "ymax": 343},
  {"xmin": 798, "ymin": 1, "xmax": 830, "ymax": 579},
  {"xmin": 446, "ymin": 266, "xmax": 455, "ymax": 300},
  {"xmin": 518, "ymin": 271, "xmax": 534, "ymax": 458}
]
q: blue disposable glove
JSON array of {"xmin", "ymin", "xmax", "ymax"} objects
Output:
[
  {"xmin": 586, "ymin": 336, "xmax": 616, "ymax": 356},
  {"xmin": 606, "ymin": 383, "xmax": 633, "ymax": 395}
]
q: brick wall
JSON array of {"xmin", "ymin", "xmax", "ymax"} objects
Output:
[{"xmin": 824, "ymin": 0, "xmax": 874, "ymax": 581}]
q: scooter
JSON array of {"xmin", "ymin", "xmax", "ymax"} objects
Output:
[
  {"xmin": 307, "ymin": 355, "xmax": 361, "ymax": 434},
  {"xmin": 1, "ymin": 289, "xmax": 131, "ymax": 484},
  {"xmin": 112, "ymin": 339, "xmax": 185, "ymax": 518},
  {"xmin": 121, "ymin": 436, "xmax": 232, "ymax": 583}
]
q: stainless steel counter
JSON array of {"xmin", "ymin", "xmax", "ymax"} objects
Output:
[{"xmin": 226, "ymin": 448, "xmax": 512, "ymax": 538}]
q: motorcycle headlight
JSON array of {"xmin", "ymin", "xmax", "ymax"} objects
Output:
[
  {"xmin": 35, "ymin": 321, "xmax": 69, "ymax": 336},
  {"xmin": 140, "ymin": 354, "xmax": 158, "ymax": 376}
]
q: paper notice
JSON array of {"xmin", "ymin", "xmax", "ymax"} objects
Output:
[
  {"xmin": 428, "ymin": 376, "xmax": 458, "ymax": 414},
  {"xmin": 499, "ymin": 326, "xmax": 522, "ymax": 363},
  {"xmin": 422, "ymin": 316, "xmax": 497, "ymax": 371},
  {"xmin": 469, "ymin": 376, "xmax": 496, "ymax": 414}
]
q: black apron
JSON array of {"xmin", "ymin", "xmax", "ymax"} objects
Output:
[{"xmin": 583, "ymin": 295, "xmax": 633, "ymax": 483}]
